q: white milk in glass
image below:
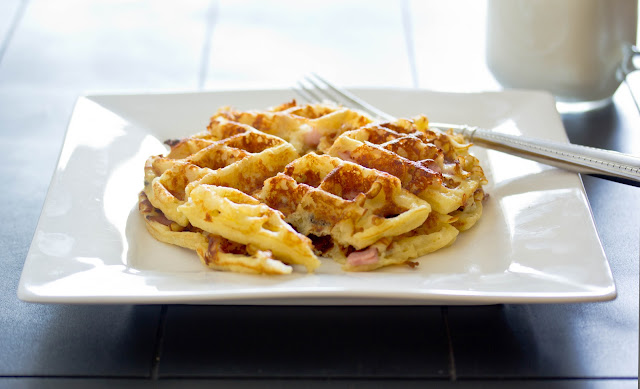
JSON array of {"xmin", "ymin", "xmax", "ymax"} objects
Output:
[{"xmin": 486, "ymin": 0, "xmax": 637, "ymax": 107}]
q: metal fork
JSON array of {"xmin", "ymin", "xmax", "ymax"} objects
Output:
[{"xmin": 294, "ymin": 73, "xmax": 640, "ymax": 186}]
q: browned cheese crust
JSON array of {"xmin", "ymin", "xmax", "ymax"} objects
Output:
[{"xmin": 139, "ymin": 100, "xmax": 488, "ymax": 274}]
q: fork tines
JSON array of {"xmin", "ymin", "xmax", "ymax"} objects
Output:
[{"xmin": 294, "ymin": 73, "xmax": 396, "ymax": 121}]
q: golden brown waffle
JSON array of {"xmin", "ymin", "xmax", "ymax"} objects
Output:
[
  {"xmin": 178, "ymin": 185, "xmax": 319, "ymax": 272},
  {"xmin": 325, "ymin": 212, "xmax": 460, "ymax": 272},
  {"xmin": 210, "ymin": 101, "xmax": 372, "ymax": 154},
  {"xmin": 258, "ymin": 153, "xmax": 432, "ymax": 250},
  {"xmin": 327, "ymin": 116, "xmax": 487, "ymax": 229},
  {"xmin": 142, "ymin": 126, "xmax": 320, "ymax": 273},
  {"xmin": 139, "ymin": 192, "xmax": 295, "ymax": 275},
  {"xmin": 144, "ymin": 129, "xmax": 299, "ymax": 226},
  {"xmin": 258, "ymin": 152, "xmax": 469, "ymax": 272},
  {"xmin": 139, "ymin": 100, "xmax": 488, "ymax": 274}
]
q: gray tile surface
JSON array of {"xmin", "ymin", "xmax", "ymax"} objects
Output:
[
  {"xmin": 0, "ymin": 0, "xmax": 210, "ymax": 91},
  {"xmin": 448, "ymin": 88, "xmax": 640, "ymax": 380},
  {"xmin": 0, "ymin": 0, "xmax": 637, "ymax": 386},
  {"xmin": 447, "ymin": 179, "xmax": 639, "ymax": 379},
  {"xmin": 0, "ymin": 90, "xmax": 162, "ymax": 377},
  {"xmin": 159, "ymin": 305, "xmax": 449, "ymax": 378},
  {"xmin": 0, "ymin": 0, "xmax": 22, "ymax": 54},
  {"xmin": 1, "ymin": 378, "xmax": 637, "ymax": 389},
  {"xmin": 0, "ymin": 304, "xmax": 160, "ymax": 376},
  {"xmin": 0, "ymin": 0, "xmax": 212, "ymax": 378},
  {"xmin": 448, "ymin": 302, "xmax": 638, "ymax": 378}
]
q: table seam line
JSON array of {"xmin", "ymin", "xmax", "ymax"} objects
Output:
[
  {"xmin": 0, "ymin": 0, "xmax": 29, "ymax": 67},
  {"xmin": 0, "ymin": 376, "xmax": 637, "ymax": 380},
  {"xmin": 198, "ymin": 0, "xmax": 219, "ymax": 90},
  {"xmin": 623, "ymin": 78, "xmax": 640, "ymax": 117},
  {"xmin": 150, "ymin": 305, "xmax": 169, "ymax": 380},
  {"xmin": 401, "ymin": 0, "xmax": 418, "ymax": 88},
  {"xmin": 442, "ymin": 306, "xmax": 457, "ymax": 381}
]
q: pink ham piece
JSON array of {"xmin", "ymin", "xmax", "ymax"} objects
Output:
[
  {"xmin": 346, "ymin": 247, "xmax": 379, "ymax": 267},
  {"xmin": 422, "ymin": 159, "xmax": 442, "ymax": 174},
  {"xmin": 303, "ymin": 128, "xmax": 322, "ymax": 148}
]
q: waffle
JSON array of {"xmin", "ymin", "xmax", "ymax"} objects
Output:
[
  {"xmin": 178, "ymin": 185, "xmax": 319, "ymax": 272},
  {"xmin": 142, "ymin": 127, "xmax": 320, "ymax": 274},
  {"xmin": 139, "ymin": 191, "xmax": 294, "ymax": 275},
  {"xmin": 258, "ymin": 153, "xmax": 432, "ymax": 250},
  {"xmin": 325, "ymin": 212, "xmax": 460, "ymax": 272},
  {"xmin": 144, "ymin": 128, "xmax": 299, "ymax": 226},
  {"xmin": 327, "ymin": 116, "xmax": 487, "ymax": 229},
  {"xmin": 139, "ymin": 100, "xmax": 488, "ymax": 274},
  {"xmin": 210, "ymin": 101, "xmax": 372, "ymax": 154}
]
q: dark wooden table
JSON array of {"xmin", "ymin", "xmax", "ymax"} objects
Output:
[{"xmin": 1, "ymin": 1, "xmax": 637, "ymax": 387}]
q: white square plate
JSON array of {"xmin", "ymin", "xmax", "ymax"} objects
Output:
[{"xmin": 18, "ymin": 89, "xmax": 616, "ymax": 304}]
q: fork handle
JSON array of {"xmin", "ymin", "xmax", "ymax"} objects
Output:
[
  {"xmin": 444, "ymin": 124, "xmax": 640, "ymax": 186},
  {"xmin": 298, "ymin": 75, "xmax": 640, "ymax": 186}
]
